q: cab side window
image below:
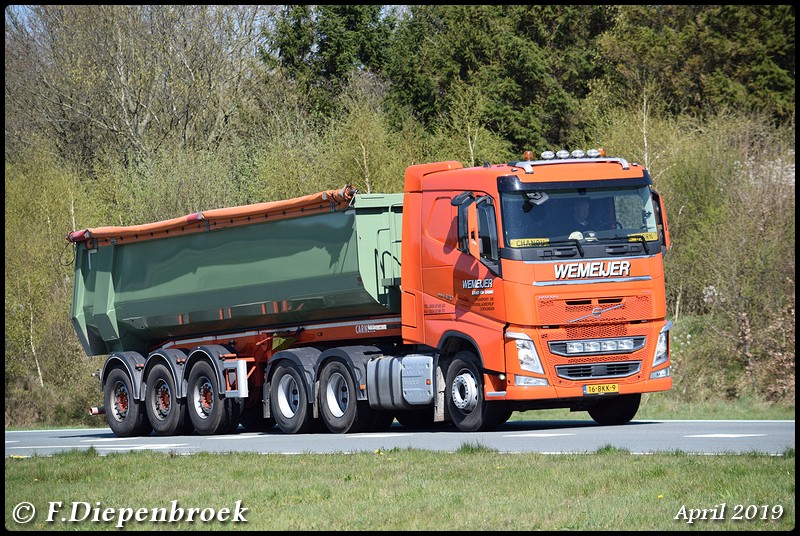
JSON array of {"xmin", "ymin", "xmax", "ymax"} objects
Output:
[
  {"xmin": 452, "ymin": 192, "xmax": 500, "ymax": 275},
  {"xmin": 476, "ymin": 198, "xmax": 498, "ymax": 262}
]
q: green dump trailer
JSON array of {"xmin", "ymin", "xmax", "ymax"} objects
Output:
[{"xmin": 68, "ymin": 188, "xmax": 404, "ymax": 358}]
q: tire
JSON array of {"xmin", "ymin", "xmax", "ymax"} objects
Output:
[
  {"xmin": 395, "ymin": 408, "xmax": 435, "ymax": 429},
  {"xmin": 186, "ymin": 360, "xmax": 226, "ymax": 435},
  {"xmin": 491, "ymin": 407, "xmax": 513, "ymax": 427},
  {"xmin": 219, "ymin": 396, "xmax": 243, "ymax": 434},
  {"xmin": 445, "ymin": 351, "xmax": 505, "ymax": 432},
  {"xmin": 319, "ymin": 360, "xmax": 377, "ymax": 434},
  {"xmin": 104, "ymin": 367, "xmax": 151, "ymax": 437},
  {"xmin": 145, "ymin": 364, "xmax": 187, "ymax": 436},
  {"xmin": 587, "ymin": 393, "xmax": 641, "ymax": 426},
  {"xmin": 270, "ymin": 362, "xmax": 313, "ymax": 434}
]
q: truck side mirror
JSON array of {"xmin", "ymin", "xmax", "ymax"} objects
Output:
[
  {"xmin": 452, "ymin": 192, "xmax": 475, "ymax": 253},
  {"xmin": 466, "ymin": 201, "xmax": 481, "ymax": 259},
  {"xmin": 652, "ymin": 190, "xmax": 671, "ymax": 250}
]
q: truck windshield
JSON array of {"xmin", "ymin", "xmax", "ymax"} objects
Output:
[{"xmin": 500, "ymin": 185, "xmax": 658, "ymax": 247}]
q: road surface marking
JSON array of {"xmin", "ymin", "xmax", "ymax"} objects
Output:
[{"xmin": 685, "ymin": 434, "xmax": 766, "ymax": 438}]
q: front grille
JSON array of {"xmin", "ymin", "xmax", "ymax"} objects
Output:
[{"xmin": 555, "ymin": 361, "xmax": 641, "ymax": 380}]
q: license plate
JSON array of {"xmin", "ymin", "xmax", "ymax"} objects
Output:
[{"xmin": 583, "ymin": 383, "xmax": 619, "ymax": 395}]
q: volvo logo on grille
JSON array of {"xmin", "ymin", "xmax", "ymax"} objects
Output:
[{"xmin": 569, "ymin": 303, "xmax": 624, "ymax": 323}]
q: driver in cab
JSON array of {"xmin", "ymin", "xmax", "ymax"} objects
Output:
[{"xmin": 571, "ymin": 199, "xmax": 591, "ymax": 231}]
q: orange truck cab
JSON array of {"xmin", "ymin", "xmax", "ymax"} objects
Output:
[{"xmin": 400, "ymin": 149, "xmax": 672, "ymax": 431}]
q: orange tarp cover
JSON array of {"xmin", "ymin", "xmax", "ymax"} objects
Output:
[{"xmin": 67, "ymin": 186, "xmax": 356, "ymax": 243}]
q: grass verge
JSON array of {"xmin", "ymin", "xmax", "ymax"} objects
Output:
[{"xmin": 5, "ymin": 446, "xmax": 795, "ymax": 531}]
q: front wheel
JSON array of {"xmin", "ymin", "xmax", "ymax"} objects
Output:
[
  {"xmin": 445, "ymin": 352, "xmax": 505, "ymax": 432},
  {"xmin": 104, "ymin": 367, "xmax": 151, "ymax": 437},
  {"xmin": 587, "ymin": 393, "xmax": 641, "ymax": 425}
]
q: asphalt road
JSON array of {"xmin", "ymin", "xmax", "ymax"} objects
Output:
[{"xmin": 5, "ymin": 419, "xmax": 794, "ymax": 457}]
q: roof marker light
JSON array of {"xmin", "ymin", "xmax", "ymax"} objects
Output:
[
  {"xmin": 571, "ymin": 149, "xmax": 585, "ymax": 158},
  {"xmin": 556, "ymin": 150, "xmax": 570, "ymax": 159}
]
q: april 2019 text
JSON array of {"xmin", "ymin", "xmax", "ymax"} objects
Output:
[{"xmin": 674, "ymin": 503, "xmax": 784, "ymax": 524}]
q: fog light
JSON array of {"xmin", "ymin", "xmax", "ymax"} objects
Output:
[
  {"xmin": 515, "ymin": 375, "xmax": 548, "ymax": 387},
  {"xmin": 601, "ymin": 340, "xmax": 618, "ymax": 352},
  {"xmin": 618, "ymin": 339, "xmax": 634, "ymax": 350},
  {"xmin": 650, "ymin": 367, "xmax": 670, "ymax": 379},
  {"xmin": 566, "ymin": 342, "xmax": 583, "ymax": 354},
  {"xmin": 584, "ymin": 341, "xmax": 601, "ymax": 352}
]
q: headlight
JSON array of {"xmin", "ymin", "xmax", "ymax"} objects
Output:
[
  {"xmin": 652, "ymin": 322, "xmax": 671, "ymax": 368},
  {"xmin": 507, "ymin": 332, "xmax": 544, "ymax": 375}
]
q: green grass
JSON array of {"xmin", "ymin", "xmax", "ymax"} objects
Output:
[{"xmin": 5, "ymin": 447, "xmax": 794, "ymax": 531}]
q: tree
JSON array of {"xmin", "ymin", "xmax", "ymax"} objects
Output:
[
  {"xmin": 264, "ymin": 5, "xmax": 397, "ymax": 118},
  {"xmin": 384, "ymin": 5, "xmax": 615, "ymax": 151},
  {"xmin": 596, "ymin": 5, "xmax": 795, "ymax": 122},
  {"xmin": 5, "ymin": 5, "xmax": 270, "ymax": 169}
]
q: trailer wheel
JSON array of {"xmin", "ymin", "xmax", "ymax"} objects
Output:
[
  {"xmin": 187, "ymin": 360, "xmax": 227, "ymax": 435},
  {"xmin": 144, "ymin": 364, "xmax": 188, "ymax": 436},
  {"xmin": 319, "ymin": 360, "xmax": 375, "ymax": 434},
  {"xmin": 104, "ymin": 367, "xmax": 151, "ymax": 437},
  {"xmin": 445, "ymin": 351, "xmax": 505, "ymax": 432},
  {"xmin": 270, "ymin": 362, "xmax": 312, "ymax": 434},
  {"xmin": 219, "ymin": 397, "xmax": 243, "ymax": 434},
  {"xmin": 588, "ymin": 393, "xmax": 641, "ymax": 426}
]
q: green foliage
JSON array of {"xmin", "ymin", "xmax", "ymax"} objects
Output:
[
  {"xmin": 598, "ymin": 5, "xmax": 795, "ymax": 122},
  {"xmin": 265, "ymin": 5, "xmax": 397, "ymax": 119},
  {"xmin": 4, "ymin": 147, "xmax": 105, "ymax": 427},
  {"xmin": 384, "ymin": 5, "xmax": 615, "ymax": 150}
]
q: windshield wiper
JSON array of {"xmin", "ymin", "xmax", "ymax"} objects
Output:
[{"xmin": 628, "ymin": 234, "xmax": 650, "ymax": 254}]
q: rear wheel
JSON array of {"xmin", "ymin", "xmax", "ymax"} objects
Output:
[
  {"xmin": 588, "ymin": 393, "xmax": 641, "ymax": 425},
  {"xmin": 187, "ymin": 360, "xmax": 226, "ymax": 435},
  {"xmin": 145, "ymin": 364, "xmax": 188, "ymax": 436},
  {"xmin": 270, "ymin": 362, "xmax": 312, "ymax": 434},
  {"xmin": 319, "ymin": 360, "xmax": 376, "ymax": 433},
  {"xmin": 104, "ymin": 367, "xmax": 151, "ymax": 437},
  {"xmin": 445, "ymin": 351, "xmax": 505, "ymax": 432}
]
